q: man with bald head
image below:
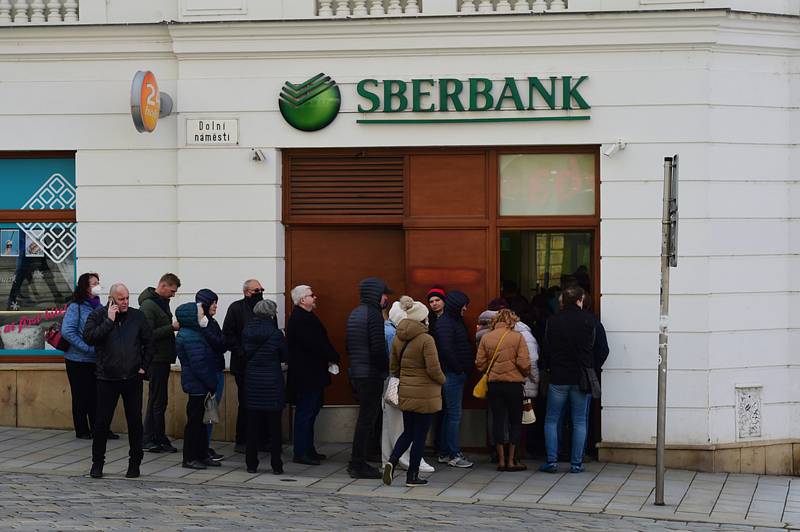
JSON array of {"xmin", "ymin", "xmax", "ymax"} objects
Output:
[
  {"xmin": 83, "ymin": 283, "xmax": 154, "ymax": 480},
  {"xmin": 223, "ymin": 279, "xmax": 268, "ymax": 453}
]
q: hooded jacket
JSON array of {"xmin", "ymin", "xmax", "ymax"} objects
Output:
[
  {"xmin": 222, "ymin": 295, "xmax": 258, "ymax": 375},
  {"xmin": 138, "ymin": 287, "xmax": 176, "ymax": 364},
  {"xmin": 242, "ymin": 315, "xmax": 288, "ymax": 412},
  {"xmin": 391, "ymin": 319, "xmax": 446, "ymax": 414},
  {"xmin": 475, "ymin": 323, "xmax": 531, "ymax": 383},
  {"xmin": 195, "ymin": 289, "xmax": 226, "ymax": 372},
  {"xmin": 542, "ymin": 304, "xmax": 595, "ymax": 385},
  {"xmin": 175, "ymin": 302, "xmax": 218, "ymax": 396},
  {"xmin": 83, "ymin": 304, "xmax": 153, "ymax": 381},
  {"xmin": 346, "ymin": 277, "xmax": 389, "ymax": 380},
  {"xmin": 286, "ymin": 305, "xmax": 340, "ymax": 402},
  {"xmin": 433, "ymin": 291, "xmax": 474, "ymax": 375}
]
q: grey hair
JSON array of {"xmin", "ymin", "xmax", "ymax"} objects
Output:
[
  {"xmin": 253, "ymin": 299, "xmax": 278, "ymax": 318},
  {"xmin": 243, "ymin": 279, "xmax": 260, "ymax": 292},
  {"xmin": 290, "ymin": 285, "xmax": 312, "ymax": 306},
  {"xmin": 108, "ymin": 283, "xmax": 128, "ymax": 297}
]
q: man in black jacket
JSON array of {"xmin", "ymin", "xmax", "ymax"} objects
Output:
[
  {"xmin": 539, "ymin": 285, "xmax": 595, "ymax": 474},
  {"xmin": 433, "ymin": 290, "xmax": 474, "ymax": 468},
  {"xmin": 287, "ymin": 284, "xmax": 340, "ymax": 466},
  {"xmin": 83, "ymin": 283, "xmax": 153, "ymax": 480},
  {"xmin": 346, "ymin": 277, "xmax": 391, "ymax": 479},
  {"xmin": 223, "ymin": 278, "xmax": 266, "ymax": 453}
]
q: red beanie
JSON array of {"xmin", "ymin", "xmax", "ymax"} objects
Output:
[{"xmin": 427, "ymin": 287, "xmax": 446, "ymax": 302}]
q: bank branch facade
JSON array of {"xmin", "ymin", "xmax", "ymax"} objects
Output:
[{"xmin": 0, "ymin": 0, "xmax": 797, "ymax": 475}]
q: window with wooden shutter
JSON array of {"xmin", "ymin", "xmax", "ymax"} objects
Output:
[{"xmin": 284, "ymin": 152, "xmax": 405, "ymax": 224}]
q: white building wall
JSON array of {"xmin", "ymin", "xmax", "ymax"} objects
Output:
[{"xmin": 0, "ymin": 9, "xmax": 797, "ymax": 447}]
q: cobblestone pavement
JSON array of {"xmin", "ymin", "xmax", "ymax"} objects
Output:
[
  {"xmin": 0, "ymin": 427, "xmax": 797, "ymax": 530},
  {"xmin": 0, "ymin": 472, "xmax": 790, "ymax": 531}
]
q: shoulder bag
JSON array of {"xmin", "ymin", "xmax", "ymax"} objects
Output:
[
  {"xmin": 203, "ymin": 392, "xmax": 220, "ymax": 424},
  {"xmin": 47, "ymin": 303, "xmax": 78, "ymax": 352},
  {"xmin": 383, "ymin": 341, "xmax": 410, "ymax": 407},
  {"xmin": 472, "ymin": 330, "xmax": 510, "ymax": 400}
]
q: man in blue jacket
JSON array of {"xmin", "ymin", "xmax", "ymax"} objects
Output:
[
  {"xmin": 346, "ymin": 277, "xmax": 391, "ymax": 479},
  {"xmin": 433, "ymin": 290, "xmax": 474, "ymax": 468}
]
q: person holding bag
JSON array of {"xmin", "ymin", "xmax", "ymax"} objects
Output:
[
  {"xmin": 475, "ymin": 309, "xmax": 530, "ymax": 472},
  {"xmin": 382, "ymin": 298, "xmax": 445, "ymax": 487},
  {"xmin": 175, "ymin": 301, "xmax": 218, "ymax": 470}
]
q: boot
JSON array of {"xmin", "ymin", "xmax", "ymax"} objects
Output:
[
  {"xmin": 382, "ymin": 456, "xmax": 398, "ymax": 486},
  {"xmin": 405, "ymin": 469, "xmax": 428, "ymax": 487},
  {"xmin": 125, "ymin": 461, "xmax": 140, "ymax": 479},
  {"xmin": 89, "ymin": 462, "xmax": 103, "ymax": 479}
]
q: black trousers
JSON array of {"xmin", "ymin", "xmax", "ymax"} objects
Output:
[
  {"xmin": 64, "ymin": 359, "xmax": 96, "ymax": 437},
  {"xmin": 235, "ymin": 373, "xmax": 269, "ymax": 447},
  {"xmin": 92, "ymin": 377, "xmax": 143, "ymax": 465},
  {"xmin": 390, "ymin": 412, "xmax": 433, "ymax": 474},
  {"xmin": 183, "ymin": 395, "xmax": 207, "ymax": 464},
  {"xmin": 246, "ymin": 409, "xmax": 282, "ymax": 471},
  {"xmin": 143, "ymin": 362, "xmax": 171, "ymax": 445},
  {"xmin": 349, "ymin": 377, "xmax": 384, "ymax": 467},
  {"xmin": 488, "ymin": 381, "xmax": 524, "ymax": 446}
]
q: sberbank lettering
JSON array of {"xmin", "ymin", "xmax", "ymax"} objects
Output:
[{"xmin": 356, "ymin": 76, "xmax": 589, "ymax": 113}]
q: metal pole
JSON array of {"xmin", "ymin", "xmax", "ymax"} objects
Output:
[{"xmin": 655, "ymin": 157, "xmax": 673, "ymax": 506}]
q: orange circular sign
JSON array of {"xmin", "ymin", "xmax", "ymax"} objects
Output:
[{"xmin": 131, "ymin": 70, "xmax": 161, "ymax": 133}]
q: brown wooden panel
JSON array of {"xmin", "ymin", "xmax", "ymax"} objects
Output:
[
  {"xmin": 408, "ymin": 154, "xmax": 488, "ymax": 219},
  {"xmin": 0, "ymin": 210, "xmax": 76, "ymax": 223},
  {"xmin": 287, "ymin": 227, "xmax": 405, "ymax": 405}
]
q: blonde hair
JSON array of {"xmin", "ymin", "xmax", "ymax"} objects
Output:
[{"xmin": 491, "ymin": 308, "xmax": 519, "ymax": 330}]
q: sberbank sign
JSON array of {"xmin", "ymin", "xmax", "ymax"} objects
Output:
[{"xmin": 278, "ymin": 73, "xmax": 590, "ymax": 131}]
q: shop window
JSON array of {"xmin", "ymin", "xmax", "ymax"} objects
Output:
[
  {"xmin": 0, "ymin": 155, "xmax": 76, "ymax": 357},
  {"xmin": 499, "ymin": 153, "xmax": 595, "ymax": 216}
]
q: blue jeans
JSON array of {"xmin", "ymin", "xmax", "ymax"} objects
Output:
[
  {"xmin": 206, "ymin": 371, "xmax": 225, "ymax": 449},
  {"xmin": 439, "ymin": 372, "xmax": 466, "ymax": 458},
  {"xmin": 391, "ymin": 412, "xmax": 433, "ymax": 473},
  {"xmin": 544, "ymin": 384, "xmax": 589, "ymax": 466},
  {"xmin": 293, "ymin": 388, "xmax": 323, "ymax": 458}
]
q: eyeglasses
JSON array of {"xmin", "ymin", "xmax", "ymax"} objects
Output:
[
  {"xmin": 304, "ymin": 293, "xmax": 317, "ymax": 299},
  {"xmin": 251, "ymin": 288, "xmax": 264, "ymax": 294}
]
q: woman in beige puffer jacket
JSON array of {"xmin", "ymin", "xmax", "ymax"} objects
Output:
[
  {"xmin": 476, "ymin": 309, "xmax": 530, "ymax": 472},
  {"xmin": 383, "ymin": 299, "xmax": 445, "ymax": 488}
]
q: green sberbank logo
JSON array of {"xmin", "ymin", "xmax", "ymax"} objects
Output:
[{"xmin": 279, "ymin": 73, "xmax": 341, "ymax": 132}]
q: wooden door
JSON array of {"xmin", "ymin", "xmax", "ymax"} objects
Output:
[{"xmin": 287, "ymin": 226, "xmax": 405, "ymax": 405}]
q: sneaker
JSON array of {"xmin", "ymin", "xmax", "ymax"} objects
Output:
[
  {"xmin": 447, "ymin": 454, "xmax": 473, "ymax": 468},
  {"xmin": 437, "ymin": 455, "xmax": 450, "ymax": 464},
  {"xmin": 419, "ymin": 459, "xmax": 435, "ymax": 474},
  {"xmin": 160, "ymin": 443, "xmax": 178, "ymax": 453},
  {"xmin": 202, "ymin": 458, "xmax": 221, "ymax": 467},
  {"xmin": 570, "ymin": 464, "xmax": 585, "ymax": 474},
  {"xmin": 208, "ymin": 448, "xmax": 224, "ymax": 462},
  {"xmin": 89, "ymin": 462, "xmax": 103, "ymax": 479},
  {"xmin": 125, "ymin": 463, "xmax": 140, "ymax": 478},
  {"xmin": 143, "ymin": 442, "xmax": 162, "ymax": 453},
  {"xmin": 538, "ymin": 462, "xmax": 558, "ymax": 473},
  {"xmin": 405, "ymin": 471, "xmax": 428, "ymax": 487},
  {"xmin": 382, "ymin": 461, "xmax": 394, "ymax": 486},
  {"xmin": 182, "ymin": 460, "xmax": 207, "ymax": 470}
]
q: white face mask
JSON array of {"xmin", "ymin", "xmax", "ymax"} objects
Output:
[
  {"xmin": 199, "ymin": 315, "xmax": 209, "ymax": 328},
  {"xmin": 91, "ymin": 285, "xmax": 103, "ymax": 297}
]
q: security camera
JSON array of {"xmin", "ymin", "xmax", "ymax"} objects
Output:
[
  {"xmin": 602, "ymin": 140, "xmax": 627, "ymax": 158},
  {"xmin": 251, "ymin": 148, "xmax": 265, "ymax": 162}
]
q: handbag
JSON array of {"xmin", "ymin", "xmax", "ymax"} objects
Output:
[
  {"xmin": 521, "ymin": 398, "xmax": 536, "ymax": 425},
  {"xmin": 203, "ymin": 392, "xmax": 220, "ymax": 424},
  {"xmin": 47, "ymin": 303, "xmax": 78, "ymax": 352},
  {"xmin": 383, "ymin": 341, "xmax": 410, "ymax": 407},
  {"xmin": 579, "ymin": 367, "xmax": 602, "ymax": 399},
  {"xmin": 472, "ymin": 330, "xmax": 510, "ymax": 400}
]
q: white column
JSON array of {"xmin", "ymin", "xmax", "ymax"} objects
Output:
[
  {"xmin": 496, "ymin": 0, "xmax": 511, "ymax": 11},
  {"xmin": 12, "ymin": 0, "xmax": 28, "ymax": 23},
  {"xmin": 29, "ymin": 0, "xmax": 43, "ymax": 21},
  {"xmin": 550, "ymin": 0, "xmax": 567, "ymax": 10},
  {"xmin": 405, "ymin": 0, "xmax": 419, "ymax": 14},
  {"xmin": 477, "ymin": 0, "xmax": 493, "ymax": 12},
  {"xmin": 318, "ymin": 0, "xmax": 334, "ymax": 16},
  {"xmin": 352, "ymin": 0, "xmax": 368, "ymax": 15},
  {"xmin": 0, "ymin": 0, "xmax": 12, "ymax": 23},
  {"xmin": 513, "ymin": 0, "xmax": 529, "ymax": 11},
  {"xmin": 62, "ymin": 0, "xmax": 76, "ymax": 21},
  {"xmin": 369, "ymin": 0, "xmax": 385, "ymax": 15},
  {"xmin": 334, "ymin": 0, "xmax": 350, "ymax": 16},
  {"xmin": 387, "ymin": 0, "xmax": 402, "ymax": 14},
  {"xmin": 460, "ymin": 0, "xmax": 476, "ymax": 13},
  {"xmin": 45, "ymin": 0, "xmax": 60, "ymax": 22},
  {"xmin": 531, "ymin": 0, "xmax": 547, "ymax": 12}
]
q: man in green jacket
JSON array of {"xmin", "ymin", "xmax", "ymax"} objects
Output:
[{"xmin": 140, "ymin": 273, "xmax": 181, "ymax": 453}]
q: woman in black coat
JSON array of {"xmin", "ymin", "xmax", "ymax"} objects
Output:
[{"xmin": 242, "ymin": 299, "xmax": 288, "ymax": 474}]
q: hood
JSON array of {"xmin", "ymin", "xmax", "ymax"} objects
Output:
[
  {"xmin": 175, "ymin": 302, "xmax": 200, "ymax": 329},
  {"xmin": 515, "ymin": 321, "xmax": 532, "ymax": 334},
  {"xmin": 444, "ymin": 290, "xmax": 469, "ymax": 316},
  {"xmin": 195, "ymin": 288, "xmax": 218, "ymax": 315},
  {"xmin": 358, "ymin": 277, "xmax": 388, "ymax": 308},
  {"xmin": 478, "ymin": 310, "xmax": 497, "ymax": 326},
  {"xmin": 395, "ymin": 318, "xmax": 428, "ymax": 341},
  {"xmin": 138, "ymin": 286, "xmax": 158, "ymax": 305}
]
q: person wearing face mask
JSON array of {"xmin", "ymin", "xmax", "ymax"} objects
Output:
[
  {"xmin": 61, "ymin": 272, "xmax": 119, "ymax": 440},
  {"xmin": 223, "ymin": 279, "xmax": 267, "ymax": 453},
  {"xmin": 175, "ymin": 301, "xmax": 219, "ymax": 470},
  {"xmin": 195, "ymin": 289, "xmax": 227, "ymax": 462},
  {"xmin": 83, "ymin": 283, "xmax": 153, "ymax": 480}
]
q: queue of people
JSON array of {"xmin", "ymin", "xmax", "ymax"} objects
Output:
[{"xmin": 59, "ymin": 270, "xmax": 606, "ymax": 483}]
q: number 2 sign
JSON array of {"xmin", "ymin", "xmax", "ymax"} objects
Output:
[{"xmin": 131, "ymin": 70, "xmax": 174, "ymax": 133}]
